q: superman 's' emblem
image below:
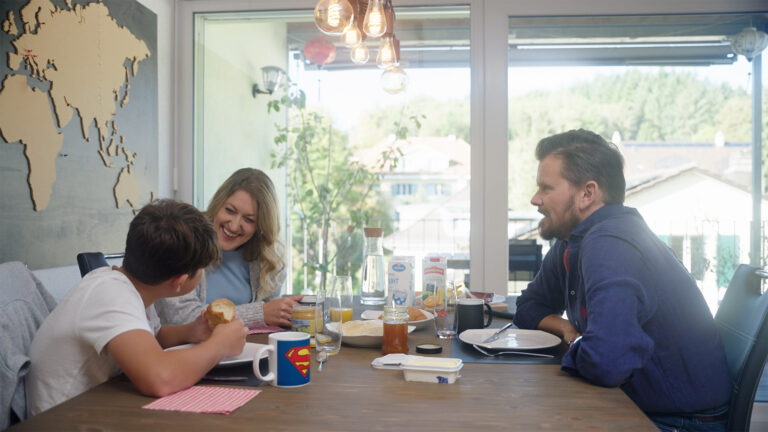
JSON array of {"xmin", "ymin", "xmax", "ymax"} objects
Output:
[{"xmin": 285, "ymin": 345, "xmax": 310, "ymax": 378}]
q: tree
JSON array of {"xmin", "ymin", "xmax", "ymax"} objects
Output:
[{"xmin": 268, "ymin": 84, "xmax": 402, "ymax": 294}]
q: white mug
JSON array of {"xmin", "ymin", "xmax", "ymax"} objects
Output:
[{"xmin": 253, "ymin": 332, "xmax": 311, "ymax": 387}]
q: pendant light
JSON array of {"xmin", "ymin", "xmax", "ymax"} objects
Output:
[
  {"xmin": 362, "ymin": 0, "xmax": 387, "ymax": 38},
  {"xmin": 730, "ymin": 27, "xmax": 768, "ymax": 60},
  {"xmin": 314, "ymin": 0, "xmax": 355, "ymax": 35}
]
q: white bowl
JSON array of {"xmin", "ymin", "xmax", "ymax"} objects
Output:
[
  {"xmin": 360, "ymin": 309, "xmax": 435, "ymax": 330},
  {"xmin": 327, "ymin": 320, "xmax": 416, "ymax": 347}
]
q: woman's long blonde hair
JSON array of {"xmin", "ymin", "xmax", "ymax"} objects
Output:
[{"xmin": 206, "ymin": 168, "xmax": 284, "ymax": 297}]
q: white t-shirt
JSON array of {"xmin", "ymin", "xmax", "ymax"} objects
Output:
[{"xmin": 26, "ymin": 267, "xmax": 161, "ymax": 415}]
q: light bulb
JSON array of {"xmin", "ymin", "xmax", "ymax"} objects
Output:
[
  {"xmin": 341, "ymin": 23, "xmax": 362, "ymax": 47},
  {"xmin": 376, "ymin": 35, "xmax": 397, "ymax": 69},
  {"xmin": 351, "ymin": 44, "xmax": 369, "ymax": 64},
  {"xmin": 362, "ymin": 0, "xmax": 386, "ymax": 38},
  {"xmin": 314, "ymin": 0, "xmax": 354, "ymax": 35},
  {"xmin": 380, "ymin": 65, "xmax": 408, "ymax": 94}
]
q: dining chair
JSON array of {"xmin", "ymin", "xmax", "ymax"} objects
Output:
[
  {"xmin": 0, "ymin": 261, "xmax": 57, "ymax": 430},
  {"xmin": 76, "ymin": 252, "xmax": 124, "ymax": 277},
  {"xmin": 714, "ymin": 264, "xmax": 768, "ymax": 432}
]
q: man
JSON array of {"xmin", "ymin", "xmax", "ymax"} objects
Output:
[{"xmin": 514, "ymin": 129, "xmax": 732, "ymax": 431}]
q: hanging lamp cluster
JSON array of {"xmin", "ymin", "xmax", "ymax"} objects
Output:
[{"xmin": 314, "ymin": 0, "xmax": 408, "ymax": 93}]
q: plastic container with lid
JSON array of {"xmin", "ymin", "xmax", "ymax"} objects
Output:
[{"xmin": 401, "ymin": 356, "xmax": 463, "ymax": 384}]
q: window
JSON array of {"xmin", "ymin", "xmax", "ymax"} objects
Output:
[
  {"xmin": 392, "ymin": 183, "xmax": 418, "ymax": 196},
  {"xmin": 506, "ymin": 12, "xmax": 767, "ymax": 306},
  {"xmin": 178, "ymin": 1, "xmax": 766, "ymax": 299},
  {"xmin": 191, "ymin": 5, "xmax": 471, "ymax": 294}
]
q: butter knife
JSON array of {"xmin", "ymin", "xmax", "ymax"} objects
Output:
[{"xmin": 481, "ymin": 322, "xmax": 514, "ymax": 344}]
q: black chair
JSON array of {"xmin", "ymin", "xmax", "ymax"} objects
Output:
[
  {"xmin": 76, "ymin": 252, "xmax": 124, "ymax": 277},
  {"xmin": 714, "ymin": 264, "xmax": 768, "ymax": 431},
  {"xmin": 508, "ymin": 241, "xmax": 542, "ymax": 281}
]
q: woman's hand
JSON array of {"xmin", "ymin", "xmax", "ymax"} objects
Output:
[{"xmin": 263, "ymin": 295, "xmax": 303, "ymax": 327}]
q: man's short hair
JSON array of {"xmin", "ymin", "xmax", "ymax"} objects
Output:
[
  {"xmin": 535, "ymin": 129, "xmax": 626, "ymax": 204},
  {"xmin": 123, "ymin": 199, "xmax": 220, "ymax": 285}
]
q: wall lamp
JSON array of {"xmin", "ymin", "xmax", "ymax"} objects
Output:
[{"xmin": 252, "ymin": 66, "xmax": 286, "ymax": 97}]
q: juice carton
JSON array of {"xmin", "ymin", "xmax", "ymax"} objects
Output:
[{"xmin": 422, "ymin": 256, "xmax": 447, "ymax": 308}]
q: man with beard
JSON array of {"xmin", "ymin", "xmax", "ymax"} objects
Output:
[{"xmin": 514, "ymin": 129, "xmax": 732, "ymax": 431}]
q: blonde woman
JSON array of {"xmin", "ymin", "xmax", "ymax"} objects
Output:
[{"xmin": 156, "ymin": 168, "xmax": 301, "ymax": 327}]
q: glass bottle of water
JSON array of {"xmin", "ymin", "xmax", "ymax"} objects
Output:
[{"xmin": 360, "ymin": 227, "xmax": 386, "ymax": 305}]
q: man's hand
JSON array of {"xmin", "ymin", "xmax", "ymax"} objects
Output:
[
  {"xmin": 538, "ymin": 314, "xmax": 582, "ymax": 346},
  {"xmin": 263, "ymin": 296, "xmax": 303, "ymax": 327}
]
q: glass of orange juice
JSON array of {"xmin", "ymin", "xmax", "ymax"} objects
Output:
[{"xmin": 329, "ymin": 275, "xmax": 354, "ymax": 322}]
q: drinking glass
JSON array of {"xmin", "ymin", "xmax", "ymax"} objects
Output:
[
  {"xmin": 426, "ymin": 281, "xmax": 459, "ymax": 338},
  {"xmin": 315, "ymin": 279, "xmax": 343, "ymax": 362},
  {"xmin": 329, "ymin": 275, "xmax": 354, "ymax": 323}
]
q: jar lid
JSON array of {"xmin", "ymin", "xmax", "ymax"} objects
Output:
[
  {"xmin": 415, "ymin": 343, "xmax": 443, "ymax": 354},
  {"xmin": 363, "ymin": 227, "xmax": 383, "ymax": 237},
  {"xmin": 299, "ymin": 295, "xmax": 317, "ymax": 305}
]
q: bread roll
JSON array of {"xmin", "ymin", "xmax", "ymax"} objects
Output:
[
  {"xmin": 206, "ymin": 298, "xmax": 235, "ymax": 329},
  {"xmin": 408, "ymin": 306, "xmax": 426, "ymax": 321}
]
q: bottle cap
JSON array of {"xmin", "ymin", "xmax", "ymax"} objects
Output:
[{"xmin": 416, "ymin": 343, "xmax": 443, "ymax": 354}]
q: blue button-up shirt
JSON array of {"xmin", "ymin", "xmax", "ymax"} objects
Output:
[{"xmin": 515, "ymin": 204, "xmax": 731, "ymax": 414}]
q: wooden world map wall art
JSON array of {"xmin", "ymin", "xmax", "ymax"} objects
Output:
[{"xmin": 0, "ymin": 0, "xmax": 155, "ymax": 212}]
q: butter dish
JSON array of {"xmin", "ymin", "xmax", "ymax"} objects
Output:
[{"xmin": 401, "ymin": 356, "xmax": 463, "ymax": 384}]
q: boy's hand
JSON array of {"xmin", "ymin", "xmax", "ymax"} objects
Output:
[
  {"xmin": 210, "ymin": 318, "xmax": 248, "ymax": 357},
  {"xmin": 187, "ymin": 310, "xmax": 213, "ymax": 344}
]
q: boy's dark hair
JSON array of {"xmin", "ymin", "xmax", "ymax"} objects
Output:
[
  {"xmin": 123, "ymin": 199, "xmax": 220, "ymax": 285},
  {"xmin": 535, "ymin": 129, "xmax": 626, "ymax": 204}
]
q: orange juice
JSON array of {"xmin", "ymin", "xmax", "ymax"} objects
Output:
[{"xmin": 330, "ymin": 307, "xmax": 353, "ymax": 322}]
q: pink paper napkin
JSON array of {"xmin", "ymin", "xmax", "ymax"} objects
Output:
[
  {"xmin": 143, "ymin": 385, "xmax": 261, "ymax": 414},
  {"xmin": 248, "ymin": 325, "xmax": 285, "ymax": 334}
]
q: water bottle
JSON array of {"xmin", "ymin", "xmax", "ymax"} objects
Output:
[{"xmin": 360, "ymin": 227, "xmax": 386, "ymax": 305}]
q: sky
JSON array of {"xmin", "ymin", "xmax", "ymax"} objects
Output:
[{"xmin": 297, "ymin": 56, "xmax": 765, "ymax": 131}]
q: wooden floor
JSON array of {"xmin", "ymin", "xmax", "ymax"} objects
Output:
[{"xmin": 752, "ymin": 402, "xmax": 768, "ymax": 431}]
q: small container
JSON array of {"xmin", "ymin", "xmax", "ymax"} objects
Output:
[
  {"xmin": 382, "ymin": 306, "xmax": 409, "ymax": 354},
  {"xmin": 401, "ymin": 357, "xmax": 463, "ymax": 384},
  {"xmin": 291, "ymin": 295, "xmax": 318, "ymax": 342}
]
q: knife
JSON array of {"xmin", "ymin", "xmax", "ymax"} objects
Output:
[{"xmin": 481, "ymin": 322, "xmax": 514, "ymax": 344}]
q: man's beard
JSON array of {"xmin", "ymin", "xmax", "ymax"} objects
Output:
[{"xmin": 538, "ymin": 197, "xmax": 579, "ymax": 241}]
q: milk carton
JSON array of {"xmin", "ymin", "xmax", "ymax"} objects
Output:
[{"xmin": 387, "ymin": 256, "xmax": 415, "ymax": 306}]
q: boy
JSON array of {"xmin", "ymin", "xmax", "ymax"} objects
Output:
[{"xmin": 26, "ymin": 200, "xmax": 247, "ymax": 415}]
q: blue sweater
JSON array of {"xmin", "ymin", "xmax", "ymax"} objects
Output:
[{"xmin": 515, "ymin": 204, "xmax": 731, "ymax": 414}]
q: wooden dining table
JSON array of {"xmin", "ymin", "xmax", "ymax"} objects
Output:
[{"xmin": 11, "ymin": 306, "xmax": 656, "ymax": 431}]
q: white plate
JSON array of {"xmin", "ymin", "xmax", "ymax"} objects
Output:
[
  {"xmin": 327, "ymin": 321, "xmax": 416, "ymax": 348},
  {"xmin": 360, "ymin": 309, "xmax": 435, "ymax": 330},
  {"xmin": 165, "ymin": 342, "xmax": 268, "ymax": 367},
  {"xmin": 458, "ymin": 328, "xmax": 561, "ymax": 350}
]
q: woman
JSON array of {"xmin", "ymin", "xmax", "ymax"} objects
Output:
[{"xmin": 156, "ymin": 168, "xmax": 301, "ymax": 327}]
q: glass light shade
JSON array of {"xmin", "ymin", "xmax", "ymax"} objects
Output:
[
  {"xmin": 380, "ymin": 65, "xmax": 408, "ymax": 94},
  {"xmin": 376, "ymin": 35, "xmax": 398, "ymax": 69},
  {"xmin": 261, "ymin": 66, "xmax": 285, "ymax": 93},
  {"xmin": 362, "ymin": 0, "xmax": 387, "ymax": 38},
  {"xmin": 342, "ymin": 24, "xmax": 362, "ymax": 47},
  {"xmin": 730, "ymin": 27, "xmax": 768, "ymax": 60},
  {"xmin": 314, "ymin": 0, "xmax": 354, "ymax": 35},
  {"xmin": 351, "ymin": 44, "xmax": 370, "ymax": 64}
]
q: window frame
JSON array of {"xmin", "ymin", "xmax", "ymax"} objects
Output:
[{"xmin": 174, "ymin": 0, "xmax": 766, "ymax": 296}]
